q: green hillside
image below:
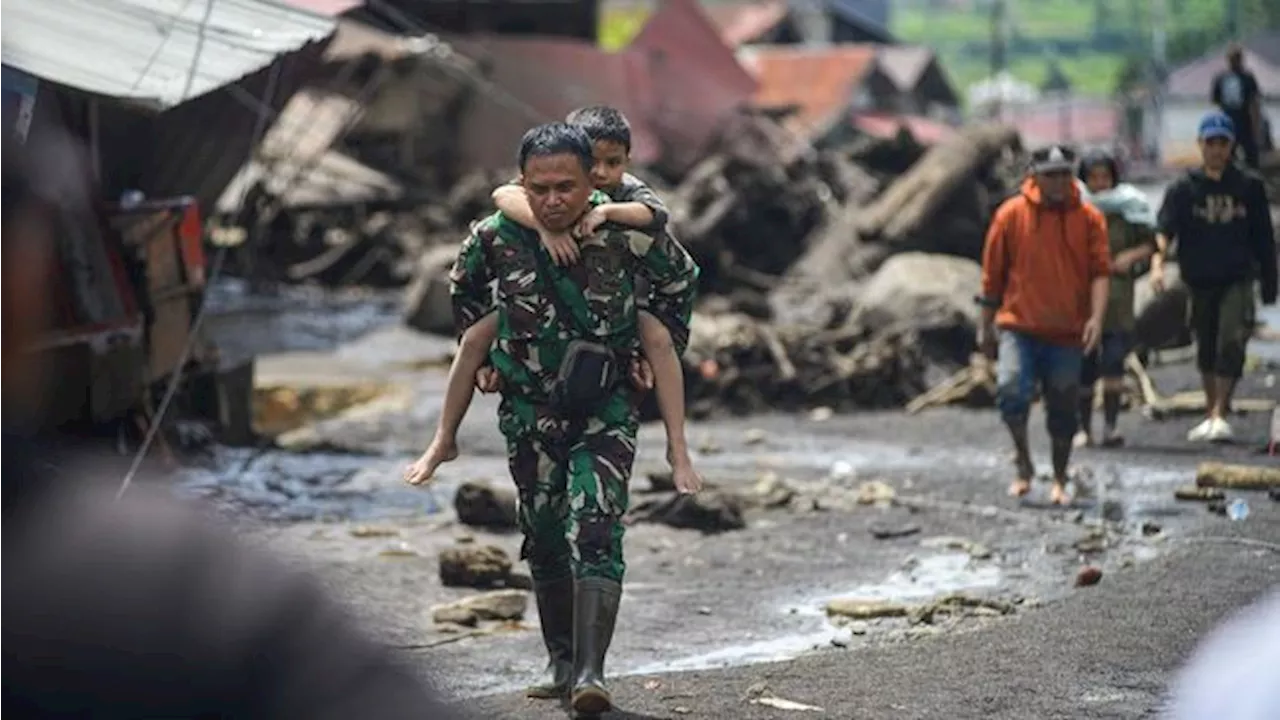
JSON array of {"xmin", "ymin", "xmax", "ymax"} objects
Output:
[{"xmin": 892, "ymin": 0, "xmax": 1277, "ymax": 100}]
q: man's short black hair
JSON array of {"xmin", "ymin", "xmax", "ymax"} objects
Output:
[
  {"xmin": 517, "ymin": 122, "xmax": 594, "ymax": 175},
  {"xmin": 564, "ymin": 105, "xmax": 631, "ymax": 152}
]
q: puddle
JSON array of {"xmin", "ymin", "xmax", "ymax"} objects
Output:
[
  {"xmin": 176, "ymin": 448, "xmax": 464, "ymax": 522},
  {"xmin": 627, "ymin": 631, "xmax": 834, "ymax": 675},
  {"xmin": 628, "ymin": 553, "xmax": 1003, "ymax": 676}
]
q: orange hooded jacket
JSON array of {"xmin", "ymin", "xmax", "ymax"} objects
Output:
[{"xmin": 980, "ymin": 177, "xmax": 1111, "ymax": 347}]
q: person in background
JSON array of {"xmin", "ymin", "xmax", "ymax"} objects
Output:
[
  {"xmin": 1154, "ymin": 111, "xmax": 1277, "ymax": 443},
  {"xmin": 1074, "ymin": 150, "xmax": 1159, "ymax": 448},
  {"xmin": 406, "ymin": 106, "xmax": 702, "ymax": 499},
  {"xmin": 3, "ymin": 135, "xmax": 463, "ymax": 720},
  {"xmin": 978, "ymin": 145, "xmax": 1111, "ymax": 506},
  {"xmin": 1211, "ymin": 43, "xmax": 1263, "ymax": 169}
]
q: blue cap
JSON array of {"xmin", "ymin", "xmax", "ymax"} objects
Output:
[{"xmin": 1198, "ymin": 112, "xmax": 1235, "ymax": 141}]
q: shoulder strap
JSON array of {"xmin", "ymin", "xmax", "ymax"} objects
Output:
[{"xmin": 525, "ymin": 232, "xmax": 601, "ymax": 340}]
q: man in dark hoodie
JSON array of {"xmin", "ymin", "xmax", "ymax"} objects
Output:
[
  {"xmin": 1153, "ymin": 111, "xmax": 1278, "ymax": 443},
  {"xmin": 3, "ymin": 134, "xmax": 464, "ymax": 719}
]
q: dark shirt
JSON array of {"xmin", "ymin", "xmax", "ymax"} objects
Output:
[
  {"xmin": 3, "ymin": 436, "xmax": 461, "ymax": 720},
  {"xmin": 1212, "ymin": 69, "xmax": 1260, "ymax": 126},
  {"xmin": 1157, "ymin": 165, "xmax": 1278, "ymax": 302}
]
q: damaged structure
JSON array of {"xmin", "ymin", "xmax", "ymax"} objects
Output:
[{"xmin": 1, "ymin": 0, "xmax": 341, "ymax": 432}]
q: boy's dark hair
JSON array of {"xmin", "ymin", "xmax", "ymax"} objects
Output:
[
  {"xmin": 1077, "ymin": 149, "xmax": 1121, "ymax": 185},
  {"xmin": 517, "ymin": 122, "xmax": 594, "ymax": 174},
  {"xmin": 565, "ymin": 105, "xmax": 631, "ymax": 152}
]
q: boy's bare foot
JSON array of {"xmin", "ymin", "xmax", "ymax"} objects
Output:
[
  {"xmin": 1049, "ymin": 480, "xmax": 1071, "ymax": 506},
  {"xmin": 404, "ymin": 439, "xmax": 458, "ymax": 486},
  {"xmin": 671, "ymin": 460, "xmax": 703, "ymax": 494}
]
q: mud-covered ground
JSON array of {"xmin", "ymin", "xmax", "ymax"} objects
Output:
[{"xmin": 184, "ymin": 290, "xmax": 1280, "ymax": 710}]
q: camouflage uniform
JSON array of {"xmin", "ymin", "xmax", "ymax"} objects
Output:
[{"xmin": 449, "ymin": 192, "xmax": 699, "ymax": 583}]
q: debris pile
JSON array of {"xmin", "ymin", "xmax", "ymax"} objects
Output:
[{"xmin": 235, "ymin": 104, "xmax": 1028, "ymax": 412}]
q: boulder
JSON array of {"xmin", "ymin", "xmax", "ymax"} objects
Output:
[
  {"xmin": 854, "ymin": 253, "xmax": 982, "ymax": 365},
  {"xmin": 454, "ymin": 481, "xmax": 518, "ymax": 530},
  {"xmin": 438, "ymin": 544, "xmax": 513, "ymax": 588},
  {"xmin": 431, "ymin": 589, "xmax": 528, "ymax": 626},
  {"xmin": 402, "ymin": 244, "xmax": 461, "ymax": 335}
]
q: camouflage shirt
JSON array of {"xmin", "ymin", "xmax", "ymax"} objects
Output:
[{"xmin": 450, "ymin": 193, "xmax": 699, "ymax": 416}]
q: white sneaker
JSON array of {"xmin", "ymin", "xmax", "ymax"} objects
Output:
[
  {"xmin": 1207, "ymin": 417, "xmax": 1234, "ymax": 443},
  {"xmin": 1187, "ymin": 418, "xmax": 1215, "ymax": 442}
]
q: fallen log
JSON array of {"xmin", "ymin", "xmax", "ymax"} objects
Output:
[
  {"xmin": 905, "ymin": 353, "xmax": 996, "ymax": 414},
  {"xmin": 1196, "ymin": 462, "xmax": 1280, "ymax": 490},
  {"xmin": 855, "ymin": 124, "xmax": 1021, "ymax": 245}
]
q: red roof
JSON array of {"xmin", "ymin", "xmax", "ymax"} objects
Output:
[
  {"xmin": 631, "ymin": 0, "xmax": 759, "ymax": 169},
  {"xmin": 852, "ymin": 111, "xmax": 955, "ymax": 145},
  {"xmin": 276, "ymin": 0, "xmax": 363, "ymax": 16},
  {"xmin": 1000, "ymin": 101, "xmax": 1120, "ymax": 147},
  {"xmin": 703, "ymin": 0, "xmax": 789, "ymax": 49},
  {"xmin": 743, "ymin": 45, "xmax": 879, "ymax": 135},
  {"xmin": 450, "ymin": 36, "xmax": 660, "ymax": 168}
]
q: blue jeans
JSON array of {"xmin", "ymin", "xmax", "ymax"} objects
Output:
[{"xmin": 997, "ymin": 330, "xmax": 1083, "ymax": 439}]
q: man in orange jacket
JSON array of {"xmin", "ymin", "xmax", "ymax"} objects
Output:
[{"xmin": 978, "ymin": 146, "xmax": 1111, "ymax": 505}]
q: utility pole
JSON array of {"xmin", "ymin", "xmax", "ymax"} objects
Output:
[
  {"xmin": 1150, "ymin": 0, "xmax": 1167, "ymax": 165},
  {"xmin": 989, "ymin": 0, "xmax": 1009, "ymax": 120}
]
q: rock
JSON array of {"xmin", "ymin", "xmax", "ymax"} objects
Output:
[
  {"xmin": 1072, "ymin": 530, "xmax": 1107, "ymax": 554},
  {"xmin": 744, "ymin": 428, "xmax": 767, "ymax": 445},
  {"xmin": 854, "ymin": 253, "xmax": 983, "ymax": 366},
  {"xmin": 855, "ymin": 481, "xmax": 896, "ymax": 505},
  {"xmin": 825, "ymin": 598, "xmax": 910, "ymax": 620},
  {"xmin": 1141, "ymin": 521, "xmax": 1162, "ymax": 536},
  {"xmin": 1270, "ymin": 488, "xmax": 1280, "ymax": 503},
  {"xmin": 402, "ymin": 244, "xmax": 461, "ymax": 335},
  {"xmin": 749, "ymin": 472, "xmax": 796, "ymax": 509},
  {"xmin": 1075, "ymin": 565, "xmax": 1103, "ymax": 587},
  {"xmin": 431, "ymin": 589, "xmax": 528, "ymax": 626},
  {"xmin": 378, "ymin": 541, "xmax": 419, "ymax": 558},
  {"xmin": 431, "ymin": 604, "xmax": 478, "ymax": 627},
  {"xmin": 920, "ymin": 535, "xmax": 992, "ymax": 560},
  {"xmin": 809, "ymin": 406, "xmax": 834, "ymax": 421},
  {"xmin": 438, "ymin": 544, "xmax": 513, "ymax": 588},
  {"xmin": 908, "ymin": 593, "xmax": 1015, "ymax": 625},
  {"xmin": 848, "ymin": 621, "xmax": 869, "ymax": 635},
  {"xmin": 869, "ymin": 522, "xmax": 922, "ymax": 540},
  {"xmin": 453, "ymin": 481, "xmax": 518, "ymax": 530},
  {"xmin": 630, "ymin": 490, "xmax": 747, "ymax": 533}
]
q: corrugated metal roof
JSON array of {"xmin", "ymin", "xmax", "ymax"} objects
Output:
[
  {"xmin": 741, "ymin": 44, "xmax": 878, "ymax": 135},
  {"xmin": 277, "ymin": 0, "xmax": 363, "ymax": 15},
  {"xmin": 2, "ymin": 0, "xmax": 337, "ymax": 109}
]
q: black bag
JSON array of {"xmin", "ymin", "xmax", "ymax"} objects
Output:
[{"xmin": 532, "ymin": 244, "xmax": 621, "ymax": 418}]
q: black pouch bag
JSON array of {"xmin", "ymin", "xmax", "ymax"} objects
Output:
[{"xmin": 533, "ymin": 245, "xmax": 622, "ymax": 418}]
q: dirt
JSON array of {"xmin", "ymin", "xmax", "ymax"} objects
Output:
[{"xmin": 183, "ymin": 282, "xmax": 1280, "ymax": 708}]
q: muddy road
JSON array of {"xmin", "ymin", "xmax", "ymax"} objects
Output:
[{"xmin": 187, "ymin": 290, "xmax": 1279, "ymax": 702}]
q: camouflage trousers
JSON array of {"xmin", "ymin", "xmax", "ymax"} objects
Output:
[{"xmin": 503, "ymin": 397, "xmax": 638, "ymax": 583}]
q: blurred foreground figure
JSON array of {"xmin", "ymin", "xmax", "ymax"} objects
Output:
[
  {"xmin": 2, "ymin": 136, "xmax": 461, "ymax": 718},
  {"xmin": 1165, "ymin": 590, "xmax": 1280, "ymax": 719}
]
